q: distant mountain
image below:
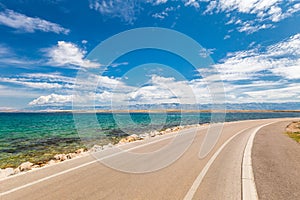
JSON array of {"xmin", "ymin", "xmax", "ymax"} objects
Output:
[{"xmin": 22, "ymin": 102, "xmax": 300, "ymax": 112}]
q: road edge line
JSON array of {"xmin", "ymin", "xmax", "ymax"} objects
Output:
[
  {"xmin": 242, "ymin": 121, "xmax": 277, "ymax": 200},
  {"xmin": 183, "ymin": 127, "xmax": 249, "ymax": 200}
]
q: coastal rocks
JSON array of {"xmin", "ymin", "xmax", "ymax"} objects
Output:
[
  {"xmin": 103, "ymin": 143, "xmax": 113, "ymax": 150},
  {"xmin": 66, "ymin": 153, "xmax": 76, "ymax": 159},
  {"xmin": 286, "ymin": 121, "xmax": 300, "ymax": 133},
  {"xmin": 139, "ymin": 133, "xmax": 150, "ymax": 140},
  {"xmin": 47, "ymin": 160, "xmax": 57, "ymax": 165},
  {"xmin": 53, "ymin": 149, "xmax": 86, "ymax": 162},
  {"xmin": 90, "ymin": 145, "xmax": 103, "ymax": 152},
  {"xmin": 75, "ymin": 148, "xmax": 85, "ymax": 154},
  {"xmin": 171, "ymin": 126, "xmax": 181, "ymax": 132},
  {"xmin": 18, "ymin": 162, "xmax": 34, "ymax": 172},
  {"xmin": 0, "ymin": 168, "xmax": 14, "ymax": 179},
  {"xmin": 32, "ymin": 165, "xmax": 40, "ymax": 169},
  {"xmin": 165, "ymin": 128, "xmax": 172, "ymax": 133},
  {"xmin": 1, "ymin": 124, "xmax": 208, "ymax": 180},
  {"xmin": 118, "ymin": 134, "xmax": 141, "ymax": 144},
  {"xmin": 54, "ymin": 154, "xmax": 67, "ymax": 161},
  {"xmin": 149, "ymin": 131, "xmax": 159, "ymax": 137}
]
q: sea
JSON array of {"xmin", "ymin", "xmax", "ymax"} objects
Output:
[{"xmin": 1, "ymin": 112, "xmax": 300, "ymax": 168}]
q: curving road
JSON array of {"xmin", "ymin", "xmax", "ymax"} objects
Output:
[{"xmin": 0, "ymin": 118, "xmax": 299, "ymax": 200}]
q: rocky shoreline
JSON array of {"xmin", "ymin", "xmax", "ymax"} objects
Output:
[{"xmin": 0, "ymin": 123, "xmax": 207, "ymax": 180}]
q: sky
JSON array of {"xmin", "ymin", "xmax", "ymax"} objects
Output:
[{"xmin": 0, "ymin": 0, "xmax": 300, "ymax": 110}]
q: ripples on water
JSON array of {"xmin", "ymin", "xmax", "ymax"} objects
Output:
[{"xmin": 0, "ymin": 112, "xmax": 299, "ymax": 168}]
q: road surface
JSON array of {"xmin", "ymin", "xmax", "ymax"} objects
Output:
[{"xmin": 0, "ymin": 118, "xmax": 299, "ymax": 200}]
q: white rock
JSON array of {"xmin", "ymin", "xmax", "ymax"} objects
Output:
[
  {"xmin": 102, "ymin": 144, "xmax": 110, "ymax": 150},
  {"xmin": 48, "ymin": 160, "xmax": 57, "ymax": 165},
  {"xmin": 19, "ymin": 162, "xmax": 33, "ymax": 171},
  {"xmin": 54, "ymin": 154, "xmax": 67, "ymax": 161},
  {"xmin": 90, "ymin": 145, "xmax": 103, "ymax": 152},
  {"xmin": 66, "ymin": 153, "xmax": 76, "ymax": 159},
  {"xmin": 149, "ymin": 131, "xmax": 156, "ymax": 137},
  {"xmin": 32, "ymin": 165, "xmax": 40, "ymax": 169},
  {"xmin": 75, "ymin": 148, "xmax": 85, "ymax": 154},
  {"xmin": 165, "ymin": 128, "xmax": 171, "ymax": 132},
  {"xmin": 130, "ymin": 134, "xmax": 140, "ymax": 140},
  {"xmin": 0, "ymin": 168, "xmax": 14, "ymax": 179},
  {"xmin": 14, "ymin": 167, "xmax": 20, "ymax": 174},
  {"xmin": 140, "ymin": 133, "xmax": 151, "ymax": 139}
]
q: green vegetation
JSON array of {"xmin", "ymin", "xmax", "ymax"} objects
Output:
[
  {"xmin": 285, "ymin": 121, "xmax": 300, "ymax": 143},
  {"xmin": 286, "ymin": 132, "xmax": 300, "ymax": 143}
]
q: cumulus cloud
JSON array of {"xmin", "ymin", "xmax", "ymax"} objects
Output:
[
  {"xmin": 29, "ymin": 94, "xmax": 73, "ymax": 105},
  {"xmin": 0, "ymin": 9, "xmax": 69, "ymax": 34},
  {"xmin": 46, "ymin": 41, "xmax": 100, "ymax": 68}
]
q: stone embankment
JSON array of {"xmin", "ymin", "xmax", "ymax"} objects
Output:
[{"xmin": 0, "ymin": 124, "xmax": 206, "ymax": 179}]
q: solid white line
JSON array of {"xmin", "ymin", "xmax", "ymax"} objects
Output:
[
  {"xmin": 0, "ymin": 127, "xmax": 204, "ymax": 197},
  {"xmin": 183, "ymin": 127, "xmax": 249, "ymax": 200},
  {"xmin": 242, "ymin": 121, "xmax": 276, "ymax": 200},
  {"xmin": 183, "ymin": 121, "xmax": 278, "ymax": 200}
]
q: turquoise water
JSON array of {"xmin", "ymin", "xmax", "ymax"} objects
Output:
[{"xmin": 1, "ymin": 112, "xmax": 300, "ymax": 168}]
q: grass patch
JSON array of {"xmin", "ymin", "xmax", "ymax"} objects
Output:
[{"xmin": 286, "ymin": 132, "xmax": 300, "ymax": 143}]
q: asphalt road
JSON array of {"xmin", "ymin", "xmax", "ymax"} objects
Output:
[{"xmin": 0, "ymin": 118, "xmax": 299, "ymax": 200}]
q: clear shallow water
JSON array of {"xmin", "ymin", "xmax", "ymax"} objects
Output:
[{"xmin": 1, "ymin": 112, "xmax": 300, "ymax": 168}]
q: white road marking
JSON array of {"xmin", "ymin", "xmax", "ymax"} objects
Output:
[
  {"xmin": 242, "ymin": 121, "xmax": 276, "ymax": 200},
  {"xmin": 0, "ymin": 127, "xmax": 204, "ymax": 197},
  {"xmin": 183, "ymin": 121, "xmax": 277, "ymax": 200},
  {"xmin": 1, "ymin": 119, "xmax": 285, "ymax": 198},
  {"xmin": 183, "ymin": 127, "xmax": 249, "ymax": 200}
]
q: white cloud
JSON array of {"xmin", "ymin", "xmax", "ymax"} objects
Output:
[
  {"xmin": 202, "ymin": 0, "xmax": 300, "ymax": 33},
  {"xmin": 199, "ymin": 48, "xmax": 215, "ymax": 57},
  {"xmin": 214, "ymin": 33, "xmax": 300, "ymax": 80},
  {"xmin": 184, "ymin": 0, "xmax": 200, "ymax": 8},
  {"xmin": 46, "ymin": 41, "xmax": 101, "ymax": 68},
  {"xmin": 0, "ymin": 45, "xmax": 10, "ymax": 54},
  {"xmin": 224, "ymin": 35, "xmax": 230, "ymax": 40},
  {"xmin": 21, "ymin": 72, "xmax": 75, "ymax": 83},
  {"xmin": 152, "ymin": 12, "xmax": 168, "ymax": 19},
  {"xmin": 0, "ymin": 44, "xmax": 37, "ymax": 67},
  {"xmin": 89, "ymin": 0, "xmax": 140, "ymax": 24},
  {"xmin": 238, "ymin": 22, "xmax": 274, "ymax": 34},
  {"xmin": 148, "ymin": 0, "xmax": 168, "ymax": 5},
  {"xmin": 0, "ymin": 9, "xmax": 69, "ymax": 34},
  {"xmin": 29, "ymin": 94, "xmax": 73, "ymax": 105},
  {"xmin": 151, "ymin": 5, "xmax": 180, "ymax": 19},
  {"xmin": 204, "ymin": 1, "xmax": 217, "ymax": 14},
  {"xmin": 22, "ymin": 33, "xmax": 300, "ymax": 107},
  {"xmin": 0, "ymin": 77, "xmax": 64, "ymax": 89}
]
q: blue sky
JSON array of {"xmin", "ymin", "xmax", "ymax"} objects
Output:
[{"xmin": 0, "ymin": 0, "xmax": 300, "ymax": 110}]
